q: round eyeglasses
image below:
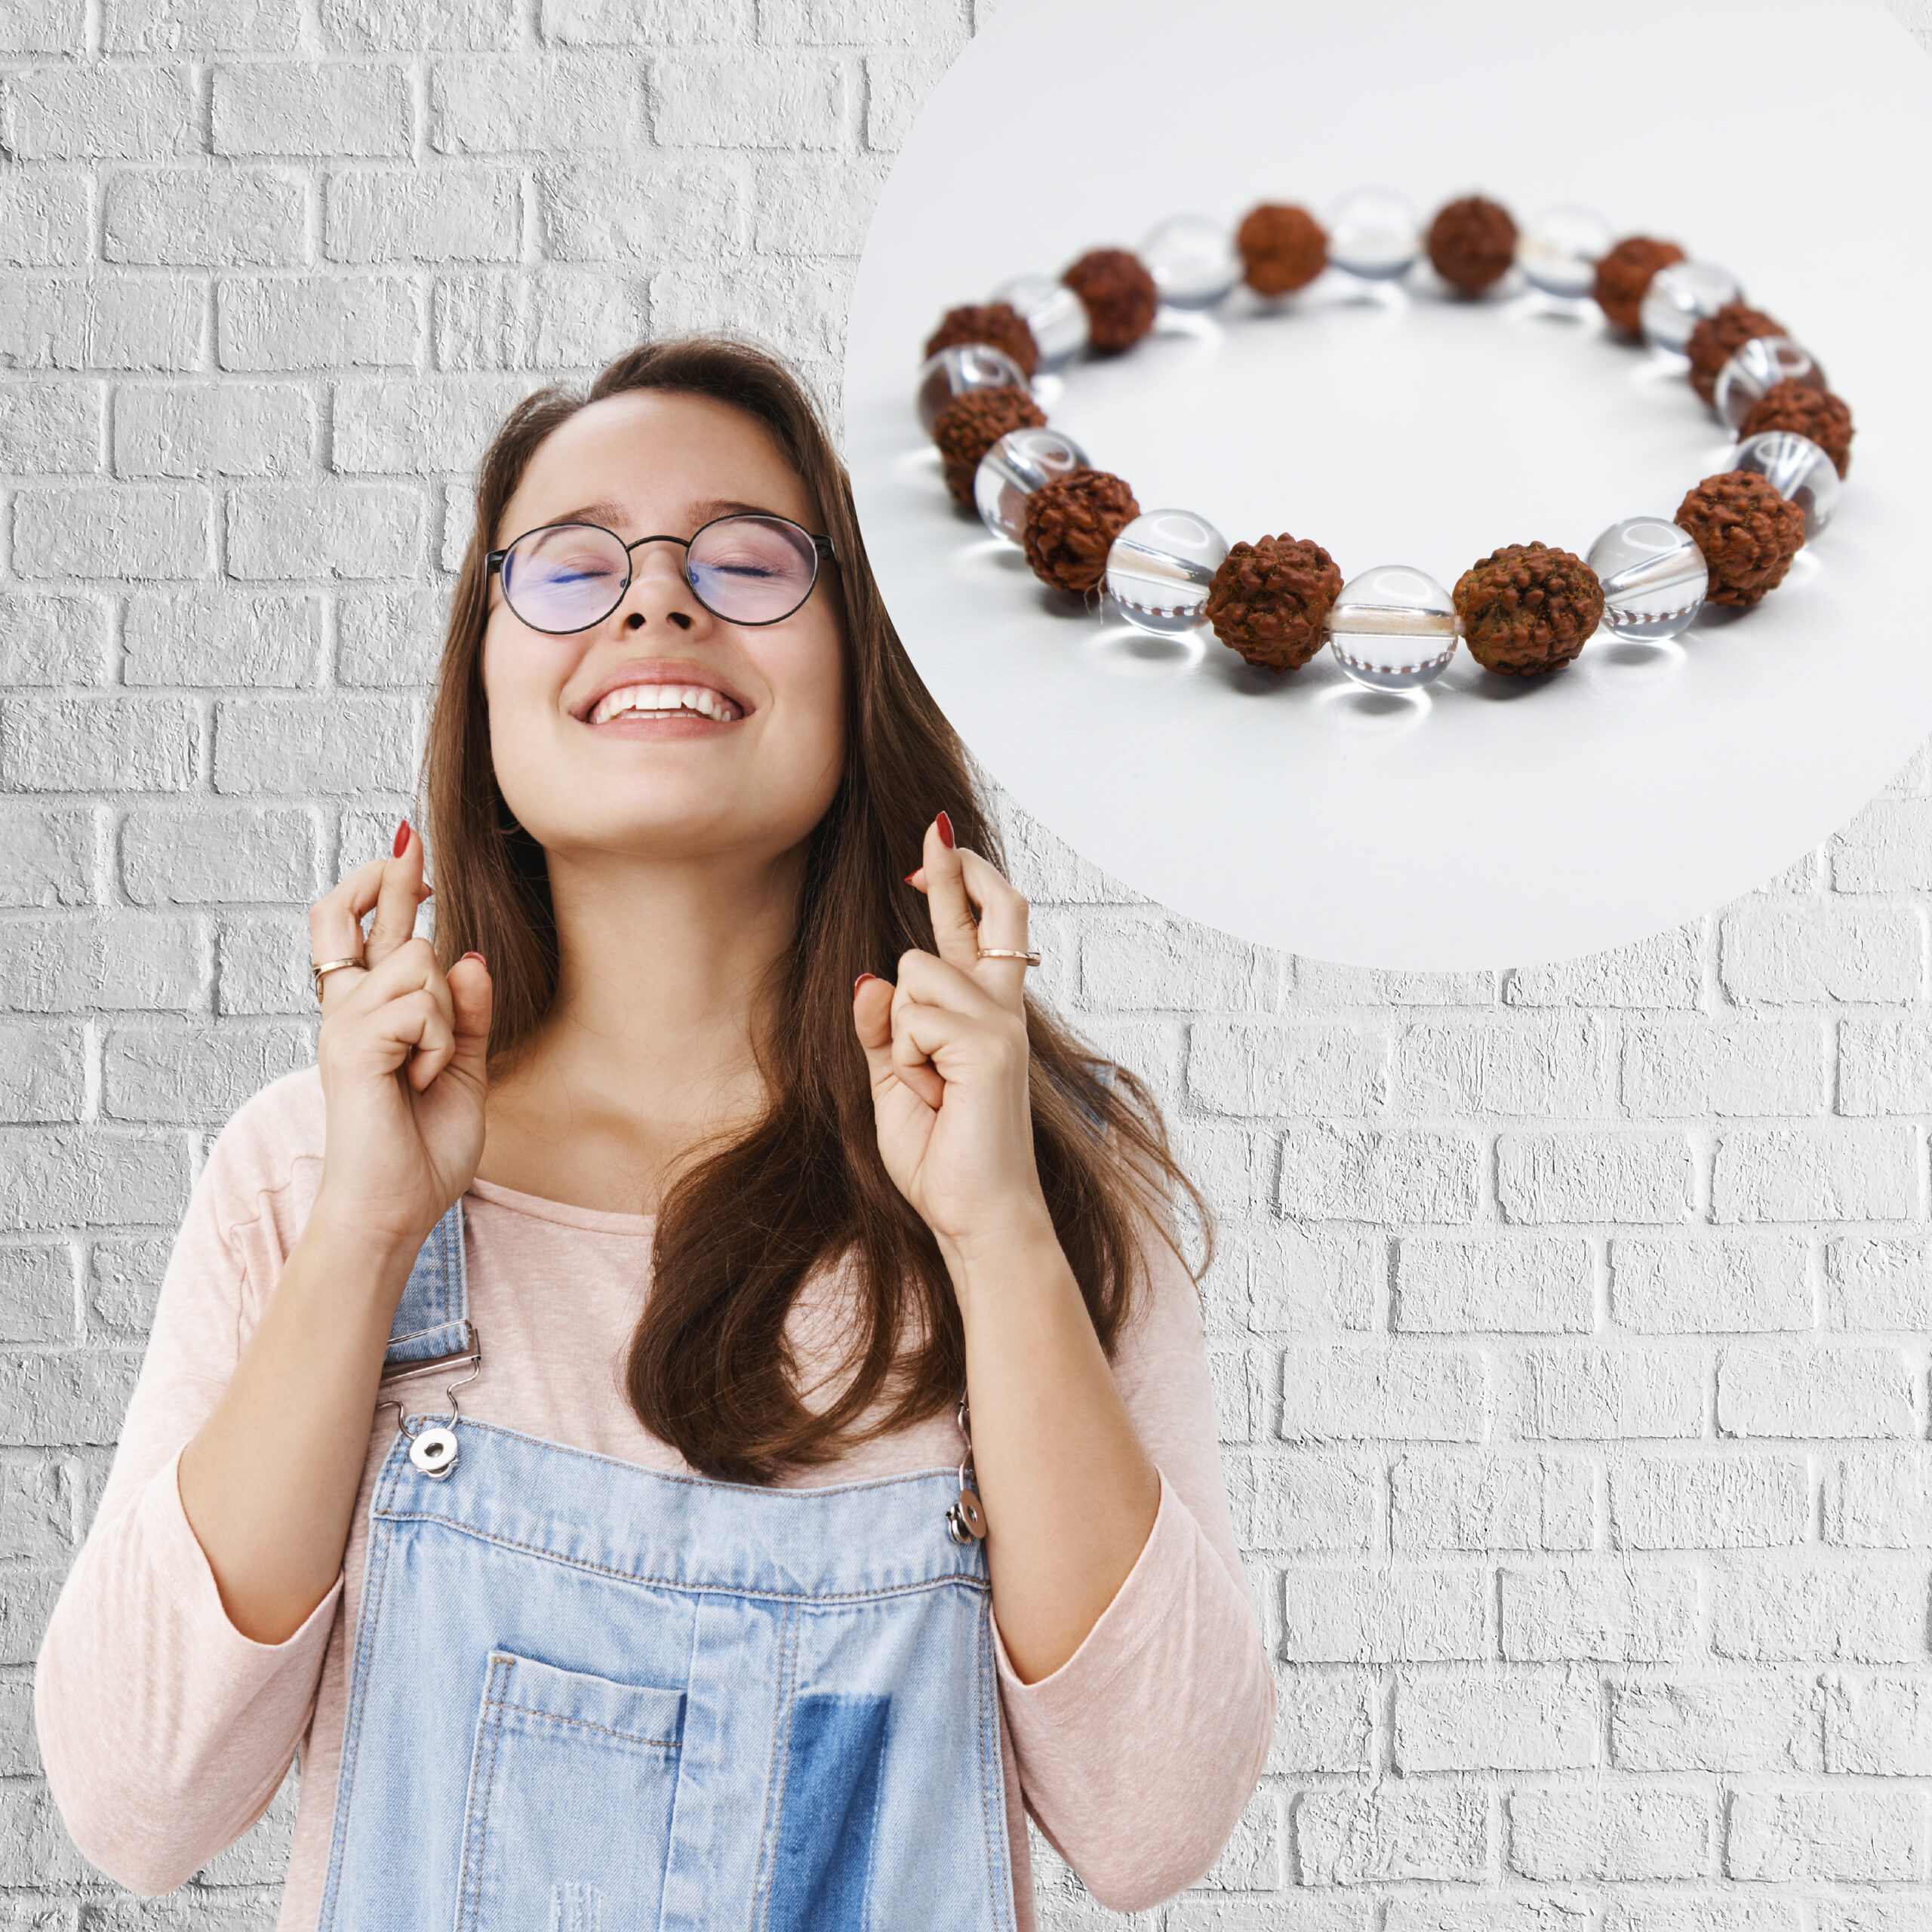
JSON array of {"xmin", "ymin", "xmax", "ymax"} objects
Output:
[{"xmin": 485, "ymin": 512, "xmax": 838, "ymax": 633}]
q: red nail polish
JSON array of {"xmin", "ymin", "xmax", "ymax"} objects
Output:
[
  {"xmin": 853, "ymin": 972, "xmax": 876, "ymax": 996},
  {"xmin": 935, "ymin": 811, "xmax": 955, "ymax": 850},
  {"xmin": 392, "ymin": 818, "xmax": 411, "ymax": 858},
  {"xmin": 903, "ymin": 871, "xmax": 921, "ymax": 885},
  {"xmin": 460, "ymin": 950, "xmax": 485, "ymax": 967}
]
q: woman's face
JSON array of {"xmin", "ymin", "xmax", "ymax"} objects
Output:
[{"xmin": 482, "ymin": 389, "xmax": 847, "ymax": 870}]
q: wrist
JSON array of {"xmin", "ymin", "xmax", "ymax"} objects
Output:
[
  {"xmin": 300, "ymin": 1187, "xmax": 436, "ymax": 1303},
  {"xmin": 937, "ymin": 1196, "xmax": 1066, "ymax": 1307}
]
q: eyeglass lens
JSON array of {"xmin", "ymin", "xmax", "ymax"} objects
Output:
[{"xmin": 500, "ymin": 516, "xmax": 819, "ymax": 632}]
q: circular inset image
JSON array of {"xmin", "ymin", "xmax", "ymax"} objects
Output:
[{"xmin": 843, "ymin": 0, "xmax": 1932, "ymax": 969}]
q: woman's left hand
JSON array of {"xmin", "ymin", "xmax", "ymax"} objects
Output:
[{"xmin": 852, "ymin": 814, "xmax": 1051, "ymax": 1271}]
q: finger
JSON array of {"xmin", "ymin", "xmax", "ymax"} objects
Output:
[
  {"xmin": 952, "ymin": 848, "xmax": 1032, "ymax": 1012},
  {"xmin": 918, "ymin": 811, "xmax": 980, "ymax": 975},
  {"xmin": 895, "ymin": 947, "xmax": 1008, "ymax": 1025},
  {"xmin": 403, "ymin": 1000, "xmax": 458, "ymax": 1091},
  {"xmin": 308, "ymin": 856, "xmax": 390, "ymax": 1010},
  {"xmin": 851, "ymin": 971, "xmax": 907, "ymax": 1091},
  {"xmin": 364, "ymin": 818, "xmax": 426, "ymax": 969},
  {"xmin": 888, "ymin": 998, "xmax": 946, "ymax": 1111},
  {"xmin": 445, "ymin": 952, "xmax": 494, "ymax": 1088}
]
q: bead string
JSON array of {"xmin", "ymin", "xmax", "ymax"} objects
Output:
[{"xmin": 913, "ymin": 190, "xmax": 1856, "ymax": 692}]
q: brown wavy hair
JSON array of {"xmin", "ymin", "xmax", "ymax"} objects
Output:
[{"xmin": 421, "ymin": 336, "xmax": 1205, "ymax": 1483}]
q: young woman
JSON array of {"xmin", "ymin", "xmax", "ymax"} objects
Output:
[{"xmin": 33, "ymin": 337, "xmax": 1273, "ymax": 1929}]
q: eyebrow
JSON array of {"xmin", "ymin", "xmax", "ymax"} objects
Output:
[{"xmin": 543, "ymin": 497, "xmax": 789, "ymax": 532}]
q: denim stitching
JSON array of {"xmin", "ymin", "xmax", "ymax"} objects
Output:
[
  {"xmin": 481, "ymin": 1694, "xmax": 681, "ymax": 1749},
  {"xmin": 458, "ymin": 1652, "xmax": 512, "ymax": 1932},
  {"xmin": 750, "ymin": 1601, "xmax": 798, "ymax": 1932}
]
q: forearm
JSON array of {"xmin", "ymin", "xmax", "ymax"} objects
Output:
[
  {"xmin": 949, "ymin": 1210, "xmax": 1161, "ymax": 1683},
  {"xmin": 175, "ymin": 1198, "xmax": 417, "ymax": 1645}
]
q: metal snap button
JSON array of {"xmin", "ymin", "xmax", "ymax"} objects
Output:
[{"xmin": 410, "ymin": 1425, "xmax": 459, "ymax": 1479}]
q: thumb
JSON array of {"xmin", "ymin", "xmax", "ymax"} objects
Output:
[
  {"xmin": 851, "ymin": 974, "xmax": 896, "ymax": 1094},
  {"xmin": 447, "ymin": 952, "xmax": 494, "ymax": 1085}
]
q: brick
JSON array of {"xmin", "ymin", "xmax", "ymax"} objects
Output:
[
  {"xmin": 0, "ymin": 1347, "xmax": 144, "ymax": 1445},
  {"xmin": 1501, "ymin": 1564, "xmax": 1700, "ymax": 1661},
  {"xmin": 1512, "ymin": 1347, "xmax": 1703, "ymax": 1441},
  {"xmin": 0, "ymin": 912, "xmax": 207, "ymax": 1011},
  {"xmin": 759, "ymin": 0, "xmax": 960, "ymax": 38},
  {"xmin": 3, "ymin": 66, "xmax": 198, "ymax": 161},
  {"xmin": 1609, "ymin": 1237, "xmax": 1811, "ymax": 1334},
  {"xmin": 432, "ymin": 266, "xmax": 651, "ymax": 372},
  {"xmin": 1825, "ymin": 1672, "xmax": 1932, "ymax": 1774},
  {"xmin": 0, "ymin": 1244, "xmax": 77, "ymax": 1342},
  {"xmin": 115, "ymin": 382, "xmax": 315, "ymax": 478},
  {"xmin": 0, "ymin": 0, "xmax": 84, "ymax": 50},
  {"xmin": 122, "ymin": 804, "xmax": 320, "ymax": 904},
  {"xmin": 325, "ymin": 167, "xmax": 520, "ymax": 263},
  {"xmin": 1507, "ymin": 1788, "xmax": 1707, "ymax": 1881},
  {"xmin": 332, "ymin": 374, "xmax": 542, "ymax": 474},
  {"xmin": 212, "ymin": 61, "xmax": 412, "ymax": 156},
  {"xmin": 322, "ymin": 0, "xmax": 520, "ymax": 47},
  {"xmin": 1823, "ymin": 1451, "xmax": 1932, "ymax": 1547},
  {"xmin": 103, "ymin": 166, "xmax": 309, "ymax": 267},
  {"xmin": 103, "ymin": 1020, "xmax": 311, "ymax": 1121},
  {"xmin": 1395, "ymin": 1236, "xmax": 1592, "ymax": 1333},
  {"xmin": 1389, "ymin": 1019, "xmax": 1611, "ymax": 1116},
  {"xmin": 0, "ymin": 1567, "xmax": 66, "ymax": 1663},
  {"xmin": 1193, "ymin": 1786, "xmax": 1286, "ymax": 1892},
  {"xmin": 217, "ymin": 908, "xmax": 315, "ymax": 1014},
  {"xmin": 1712, "ymin": 1557, "xmax": 1930, "ymax": 1662},
  {"xmin": 1726, "ymin": 1789, "xmax": 1925, "ymax": 1882},
  {"xmin": 0, "ymin": 1022, "xmax": 88, "ymax": 1125},
  {"xmin": 0, "ymin": 171, "xmax": 90, "ymax": 267},
  {"xmin": 751, "ymin": 152, "xmax": 891, "ymax": 257},
  {"xmin": 0, "ymin": 593, "xmax": 114, "ymax": 684},
  {"xmin": 1395, "ymin": 1669, "xmax": 1598, "ymax": 1771},
  {"xmin": 1841, "ymin": 1015, "xmax": 1932, "ymax": 1115},
  {"xmin": 1229, "ymin": 1220, "xmax": 1380, "ymax": 1339},
  {"xmin": 429, "ymin": 54, "xmax": 646, "ymax": 152},
  {"xmin": 226, "ymin": 481, "xmax": 426, "ymax": 579},
  {"xmin": 12, "ymin": 482, "xmax": 213, "ymax": 579},
  {"xmin": 1506, "ymin": 924, "xmax": 1704, "ymax": 1010},
  {"xmin": 1497, "ymin": 1131, "xmax": 1692, "ymax": 1225},
  {"xmin": 646, "ymin": 259, "xmax": 850, "ymax": 371},
  {"xmin": 1719, "ymin": 900, "xmax": 1923, "ymax": 1004},
  {"xmin": 0, "ymin": 1454, "xmax": 72, "ymax": 1559},
  {"xmin": 0, "ymin": 804, "xmax": 100, "ymax": 907},
  {"xmin": 1291, "ymin": 960, "xmax": 1498, "ymax": 1008},
  {"xmin": 219, "ymin": 272, "xmax": 423, "ymax": 370},
  {"xmin": 1281, "ymin": 1344, "xmax": 1487, "ymax": 1442},
  {"xmin": 1281, "ymin": 1565, "xmax": 1487, "ymax": 1662},
  {"xmin": 337, "ymin": 585, "xmax": 450, "ymax": 685},
  {"xmin": 1299, "ymin": 1786, "xmax": 1489, "ymax": 1884},
  {"xmin": 1610, "ymin": 1672, "xmax": 1821, "ymax": 1772},
  {"xmin": 1186, "ymin": 1020, "xmax": 1384, "ymax": 1117},
  {"xmin": 1, "ymin": 696, "xmax": 202, "ymax": 792},
  {"xmin": 214, "ymin": 694, "xmax": 417, "ymax": 792},
  {"xmin": 1278, "ymin": 1126, "xmax": 1480, "ymax": 1223},
  {"xmin": 650, "ymin": 49, "xmax": 859, "ymax": 149},
  {"xmin": 105, "ymin": 0, "xmax": 303, "ymax": 50},
  {"xmin": 1266, "ymin": 1666, "xmax": 1375, "ymax": 1775},
  {"xmin": 1244, "ymin": 1450, "xmax": 1376, "ymax": 1553},
  {"xmin": 0, "ymin": 1675, "xmax": 44, "ymax": 1775},
  {"xmin": 1390, "ymin": 1907, "xmax": 1593, "ymax": 1932},
  {"xmin": 125, "ymin": 586, "xmax": 322, "ymax": 685},
  {"xmin": 0, "ymin": 272, "xmax": 205, "ymax": 371},
  {"xmin": 0, "ymin": 1128, "xmax": 190, "ymax": 1230},
  {"xmin": 1390, "ymin": 1451, "xmax": 1594, "ymax": 1554},
  {"xmin": 1622, "ymin": 1017, "xmax": 1827, "ymax": 1116},
  {"xmin": 0, "ymin": 378, "xmax": 103, "ymax": 472},
  {"xmin": 1832, "ymin": 795, "xmax": 1932, "ymax": 892},
  {"xmin": 1814, "ymin": 1909, "xmax": 1932, "ymax": 1932},
  {"xmin": 540, "ymin": 0, "xmax": 752, "ymax": 40},
  {"xmin": 1716, "ymin": 1343, "xmax": 1915, "ymax": 1438},
  {"xmin": 87, "ymin": 1233, "xmax": 171, "ymax": 1337},
  {"xmin": 1712, "ymin": 1124, "xmax": 1918, "ymax": 1223},
  {"xmin": 540, "ymin": 153, "xmax": 752, "ymax": 264},
  {"xmin": 1080, "ymin": 918, "xmax": 1279, "ymax": 1013},
  {"xmin": 865, "ymin": 42, "xmax": 961, "ymax": 149},
  {"xmin": 1608, "ymin": 1454, "xmax": 1808, "ymax": 1549}
]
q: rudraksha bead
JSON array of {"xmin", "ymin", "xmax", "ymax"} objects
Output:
[
  {"xmin": 1674, "ymin": 470, "xmax": 1806, "ymax": 607},
  {"xmin": 1454, "ymin": 543, "xmax": 1605, "ymax": 675},
  {"xmin": 1426, "ymin": 195, "xmax": 1518, "ymax": 296},
  {"xmin": 1204, "ymin": 534, "xmax": 1343, "ymax": 670},
  {"xmin": 1022, "ymin": 468, "xmax": 1140, "ymax": 594},
  {"xmin": 1684, "ymin": 302, "xmax": 1787, "ymax": 405},
  {"xmin": 1592, "ymin": 235, "xmax": 1687, "ymax": 334},
  {"xmin": 932, "ymin": 386, "xmax": 1046, "ymax": 507},
  {"xmin": 1061, "ymin": 249, "xmax": 1158, "ymax": 355},
  {"xmin": 923, "ymin": 302, "xmax": 1040, "ymax": 380},
  {"xmin": 1234, "ymin": 204, "xmax": 1328, "ymax": 297},
  {"xmin": 1740, "ymin": 379, "xmax": 1855, "ymax": 478}
]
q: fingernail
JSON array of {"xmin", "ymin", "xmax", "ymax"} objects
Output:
[
  {"xmin": 903, "ymin": 870, "xmax": 921, "ymax": 885},
  {"xmin": 393, "ymin": 818, "xmax": 411, "ymax": 859},
  {"xmin": 935, "ymin": 811, "xmax": 955, "ymax": 850},
  {"xmin": 853, "ymin": 972, "xmax": 876, "ymax": 996},
  {"xmin": 460, "ymin": 950, "xmax": 485, "ymax": 967}
]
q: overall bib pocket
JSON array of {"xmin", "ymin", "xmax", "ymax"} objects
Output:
[{"xmin": 455, "ymin": 1650, "xmax": 688, "ymax": 1932}]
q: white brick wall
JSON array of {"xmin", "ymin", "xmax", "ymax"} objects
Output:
[{"xmin": 3, "ymin": 0, "xmax": 1930, "ymax": 1923}]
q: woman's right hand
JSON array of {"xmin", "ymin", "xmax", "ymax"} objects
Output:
[{"xmin": 308, "ymin": 820, "xmax": 494, "ymax": 1265}]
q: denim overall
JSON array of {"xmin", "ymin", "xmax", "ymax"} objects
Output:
[{"xmin": 315, "ymin": 1198, "xmax": 1017, "ymax": 1932}]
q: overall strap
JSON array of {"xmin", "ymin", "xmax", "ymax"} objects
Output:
[{"xmin": 383, "ymin": 1198, "xmax": 474, "ymax": 1368}]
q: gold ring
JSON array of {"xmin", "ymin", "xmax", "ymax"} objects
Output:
[
  {"xmin": 976, "ymin": 947, "xmax": 1041, "ymax": 966},
  {"xmin": 310, "ymin": 956, "xmax": 364, "ymax": 1000}
]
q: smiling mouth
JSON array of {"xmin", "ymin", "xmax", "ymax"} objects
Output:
[{"xmin": 586, "ymin": 683, "xmax": 745, "ymax": 726}]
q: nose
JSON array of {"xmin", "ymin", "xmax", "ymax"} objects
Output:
[{"xmin": 612, "ymin": 539, "xmax": 702, "ymax": 635}]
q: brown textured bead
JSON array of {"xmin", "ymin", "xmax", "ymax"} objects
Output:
[
  {"xmin": 1234, "ymin": 203, "xmax": 1328, "ymax": 297},
  {"xmin": 1684, "ymin": 303, "xmax": 1787, "ymax": 405},
  {"xmin": 1674, "ymin": 470, "xmax": 1806, "ymax": 608},
  {"xmin": 1061, "ymin": 248, "xmax": 1158, "ymax": 355},
  {"xmin": 923, "ymin": 302, "xmax": 1040, "ymax": 380},
  {"xmin": 1021, "ymin": 468, "xmax": 1140, "ymax": 594},
  {"xmin": 1426, "ymin": 195, "xmax": 1518, "ymax": 295},
  {"xmin": 1740, "ymin": 379, "xmax": 1856, "ymax": 478},
  {"xmin": 1592, "ymin": 235, "xmax": 1686, "ymax": 334},
  {"xmin": 931, "ymin": 386, "xmax": 1046, "ymax": 508},
  {"xmin": 1454, "ymin": 543, "xmax": 1604, "ymax": 675},
  {"xmin": 1204, "ymin": 534, "xmax": 1343, "ymax": 671}
]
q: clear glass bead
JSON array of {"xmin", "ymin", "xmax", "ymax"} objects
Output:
[
  {"xmin": 1104, "ymin": 509, "xmax": 1229, "ymax": 635},
  {"xmin": 1139, "ymin": 214, "xmax": 1241, "ymax": 310},
  {"xmin": 915, "ymin": 342, "xmax": 1027, "ymax": 435},
  {"xmin": 1585, "ymin": 517, "xmax": 1708, "ymax": 641},
  {"xmin": 974, "ymin": 426, "xmax": 1090, "ymax": 545},
  {"xmin": 1733, "ymin": 430, "xmax": 1841, "ymax": 538},
  {"xmin": 1516, "ymin": 204, "xmax": 1611, "ymax": 300},
  {"xmin": 1638, "ymin": 260, "xmax": 1741, "ymax": 358},
  {"xmin": 1325, "ymin": 565, "xmax": 1460, "ymax": 690},
  {"xmin": 1325, "ymin": 186, "xmax": 1419, "ymax": 282},
  {"xmin": 1713, "ymin": 335, "xmax": 1824, "ymax": 430},
  {"xmin": 992, "ymin": 274, "xmax": 1090, "ymax": 371}
]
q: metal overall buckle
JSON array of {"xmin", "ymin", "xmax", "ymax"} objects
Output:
[
  {"xmin": 946, "ymin": 1388, "xmax": 986, "ymax": 1544},
  {"xmin": 373, "ymin": 1322, "xmax": 482, "ymax": 1481}
]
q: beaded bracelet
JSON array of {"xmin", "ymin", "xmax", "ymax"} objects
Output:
[{"xmin": 912, "ymin": 190, "xmax": 1856, "ymax": 690}]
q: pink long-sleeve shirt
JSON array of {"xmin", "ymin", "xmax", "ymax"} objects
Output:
[{"xmin": 32, "ymin": 1065, "xmax": 1273, "ymax": 1924}]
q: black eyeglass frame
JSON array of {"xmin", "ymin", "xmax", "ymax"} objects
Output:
[{"xmin": 485, "ymin": 512, "xmax": 839, "ymax": 634}]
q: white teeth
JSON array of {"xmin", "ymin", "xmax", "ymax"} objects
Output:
[{"xmin": 587, "ymin": 682, "xmax": 740, "ymax": 726}]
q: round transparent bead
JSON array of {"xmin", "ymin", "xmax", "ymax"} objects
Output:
[
  {"xmin": 1585, "ymin": 518, "xmax": 1708, "ymax": 641},
  {"xmin": 1138, "ymin": 214, "xmax": 1241, "ymax": 310},
  {"xmin": 973, "ymin": 426, "xmax": 1091, "ymax": 545},
  {"xmin": 1733, "ymin": 429, "xmax": 1841, "ymax": 538},
  {"xmin": 915, "ymin": 343, "xmax": 1027, "ymax": 435},
  {"xmin": 1325, "ymin": 565, "xmax": 1460, "ymax": 691},
  {"xmin": 1516, "ymin": 204, "xmax": 1611, "ymax": 299},
  {"xmin": 992, "ymin": 274, "xmax": 1090, "ymax": 371},
  {"xmin": 1713, "ymin": 335, "xmax": 1824, "ymax": 430},
  {"xmin": 1104, "ymin": 509, "xmax": 1229, "ymax": 635},
  {"xmin": 1325, "ymin": 186, "xmax": 1420, "ymax": 281},
  {"xmin": 1638, "ymin": 260, "xmax": 1741, "ymax": 358}
]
